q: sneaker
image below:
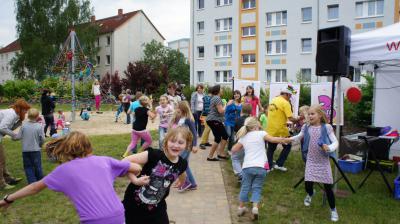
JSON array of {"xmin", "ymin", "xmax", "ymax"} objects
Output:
[
  {"xmin": 331, "ymin": 210, "xmax": 339, "ymax": 222},
  {"xmin": 252, "ymin": 207, "xmax": 259, "ymax": 220},
  {"xmin": 207, "ymin": 157, "xmax": 219, "ymax": 161},
  {"xmin": 7, "ymin": 177, "xmax": 22, "ymax": 185},
  {"xmin": 199, "ymin": 144, "xmax": 206, "ymax": 149},
  {"xmin": 1, "ymin": 184, "xmax": 15, "ymax": 190},
  {"xmin": 177, "ymin": 181, "xmax": 192, "ymax": 192},
  {"xmin": 304, "ymin": 194, "xmax": 312, "ymax": 207},
  {"xmin": 237, "ymin": 206, "xmax": 248, "ymax": 216},
  {"xmin": 273, "ymin": 164, "xmax": 287, "ymax": 172},
  {"xmin": 205, "ymin": 142, "xmax": 212, "ymax": 147},
  {"xmin": 188, "ymin": 184, "xmax": 197, "ymax": 190}
]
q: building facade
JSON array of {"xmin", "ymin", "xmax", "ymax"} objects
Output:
[
  {"xmin": 0, "ymin": 40, "xmax": 21, "ymax": 83},
  {"xmin": 168, "ymin": 38, "xmax": 191, "ymax": 62},
  {"xmin": 94, "ymin": 9, "xmax": 165, "ymax": 77},
  {"xmin": 190, "ymin": 0, "xmax": 399, "ymax": 86}
]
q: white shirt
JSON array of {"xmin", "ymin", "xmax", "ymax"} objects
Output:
[
  {"xmin": 238, "ymin": 131, "xmax": 268, "ymax": 169},
  {"xmin": 92, "ymin": 85, "xmax": 101, "ymax": 96},
  {"xmin": 196, "ymin": 93, "xmax": 204, "ymax": 112}
]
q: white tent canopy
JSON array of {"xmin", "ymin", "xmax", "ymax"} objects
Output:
[
  {"xmin": 351, "ymin": 22, "xmax": 400, "ymax": 62},
  {"xmin": 350, "ymin": 22, "xmax": 400, "ymax": 158}
]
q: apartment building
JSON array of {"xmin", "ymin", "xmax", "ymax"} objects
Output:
[
  {"xmin": 190, "ymin": 0, "xmax": 399, "ymax": 86},
  {"xmin": 93, "ymin": 9, "xmax": 165, "ymax": 77},
  {"xmin": 0, "ymin": 40, "xmax": 21, "ymax": 83},
  {"xmin": 168, "ymin": 38, "xmax": 191, "ymax": 62}
]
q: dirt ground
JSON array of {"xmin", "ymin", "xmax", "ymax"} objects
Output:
[{"xmin": 63, "ymin": 111, "xmax": 159, "ymax": 136}]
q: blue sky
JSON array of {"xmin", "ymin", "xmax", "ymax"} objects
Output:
[{"xmin": 0, "ymin": 0, "xmax": 190, "ymax": 47}]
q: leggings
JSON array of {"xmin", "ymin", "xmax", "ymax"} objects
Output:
[
  {"xmin": 95, "ymin": 95, "xmax": 101, "ymax": 111},
  {"xmin": 127, "ymin": 129, "xmax": 152, "ymax": 153},
  {"xmin": 305, "ymin": 181, "xmax": 335, "ymax": 209}
]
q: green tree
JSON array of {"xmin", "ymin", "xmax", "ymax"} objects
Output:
[
  {"xmin": 12, "ymin": 0, "xmax": 98, "ymax": 80},
  {"xmin": 142, "ymin": 40, "xmax": 190, "ymax": 85}
]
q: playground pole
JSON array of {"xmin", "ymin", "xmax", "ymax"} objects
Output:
[{"xmin": 71, "ymin": 30, "xmax": 76, "ymax": 122}]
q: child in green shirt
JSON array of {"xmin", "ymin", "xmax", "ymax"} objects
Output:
[{"xmin": 259, "ymin": 105, "xmax": 269, "ymax": 131}]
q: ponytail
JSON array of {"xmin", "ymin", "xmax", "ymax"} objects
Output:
[{"xmin": 235, "ymin": 117, "xmax": 260, "ymax": 139}]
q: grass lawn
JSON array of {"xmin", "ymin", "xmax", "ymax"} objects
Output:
[
  {"xmin": 0, "ymin": 132, "xmax": 153, "ymax": 223},
  {"xmin": 222, "ymin": 149, "xmax": 400, "ymax": 224}
]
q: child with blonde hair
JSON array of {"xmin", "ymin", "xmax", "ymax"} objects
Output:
[
  {"xmin": 169, "ymin": 101, "xmax": 198, "ymax": 192},
  {"xmin": 122, "ymin": 127, "xmax": 190, "ymax": 224},
  {"xmin": 289, "ymin": 105, "xmax": 339, "ymax": 222},
  {"xmin": 232, "ymin": 117, "xmax": 290, "ymax": 220},
  {"xmin": 1, "ymin": 131, "xmax": 142, "ymax": 224},
  {"xmin": 14, "ymin": 108, "xmax": 45, "ymax": 183},
  {"xmin": 155, "ymin": 95, "xmax": 174, "ymax": 150},
  {"xmin": 123, "ymin": 96, "xmax": 156, "ymax": 157}
]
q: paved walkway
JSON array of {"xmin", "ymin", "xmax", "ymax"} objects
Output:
[{"xmin": 166, "ymin": 146, "xmax": 232, "ymax": 224}]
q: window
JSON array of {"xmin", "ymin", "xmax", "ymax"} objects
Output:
[
  {"xmin": 300, "ymin": 68, "xmax": 312, "ymax": 82},
  {"xmin": 197, "ymin": 21, "xmax": 205, "ymax": 33},
  {"xmin": 353, "ymin": 68, "xmax": 361, "ymax": 82},
  {"xmin": 96, "ymin": 56, "xmax": 100, "ymax": 65},
  {"xmin": 274, "ymin": 69, "xmax": 287, "ymax": 82},
  {"xmin": 356, "ymin": 0, "xmax": 384, "ymax": 18},
  {"xmin": 301, "ymin": 38, "xmax": 312, "ymax": 53},
  {"xmin": 242, "ymin": 54, "xmax": 256, "ymax": 64},
  {"xmin": 242, "ymin": 0, "xmax": 256, "ymax": 9},
  {"xmin": 327, "ymin": 4, "xmax": 339, "ymax": 20},
  {"xmin": 266, "ymin": 70, "xmax": 272, "ymax": 83},
  {"xmin": 106, "ymin": 55, "xmax": 111, "ymax": 65},
  {"xmin": 302, "ymin": 7, "xmax": 312, "ymax": 22},
  {"xmin": 266, "ymin": 11, "xmax": 287, "ymax": 27},
  {"xmin": 197, "ymin": 71, "xmax": 205, "ymax": 83},
  {"xmin": 266, "ymin": 40, "xmax": 287, "ymax": 55},
  {"xmin": 216, "ymin": 0, "xmax": 232, "ymax": 6},
  {"xmin": 215, "ymin": 44, "xmax": 232, "ymax": 57},
  {"xmin": 242, "ymin": 26, "xmax": 256, "ymax": 37},
  {"xmin": 197, "ymin": 46, "xmax": 205, "ymax": 58},
  {"xmin": 215, "ymin": 70, "xmax": 232, "ymax": 83},
  {"xmin": 198, "ymin": 0, "xmax": 204, "ymax": 9},
  {"xmin": 215, "ymin": 18, "xmax": 232, "ymax": 32},
  {"xmin": 107, "ymin": 36, "xmax": 111, "ymax": 46}
]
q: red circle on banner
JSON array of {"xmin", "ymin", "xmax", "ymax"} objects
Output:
[
  {"xmin": 66, "ymin": 51, "xmax": 73, "ymax": 60},
  {"xmin": 346, "ymin": 87, "xmax": 362, "ymax": 103}
]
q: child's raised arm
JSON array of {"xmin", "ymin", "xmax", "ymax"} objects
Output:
[
  {"xmin": 264, "ymin": 134, "xmax": 291, "ymax": 144},
  {"xmin": 289, "ymin": 125, "xmax": 306, "ymax": 144}
]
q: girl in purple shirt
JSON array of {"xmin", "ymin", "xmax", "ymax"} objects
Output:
[{"xmin": 0, "ymin": 132, "xmax": 142, "ymax": 224}]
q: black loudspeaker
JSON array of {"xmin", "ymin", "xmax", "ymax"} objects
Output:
[{"xmin": 316, "ymin": 26, "xmax": 351, "ymax": 76}]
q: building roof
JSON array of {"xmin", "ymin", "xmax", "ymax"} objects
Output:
[
  {"xmin": 95, "ymin": 10, "xmax": 165, "ymax": 40},
  {"xmin": 0, "ymin": 40, "xmax": 21, "ymax": 54}
]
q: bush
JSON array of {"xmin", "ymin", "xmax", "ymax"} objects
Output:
[
  {"xmin": 3, "ymin": 79, "xmax": 37, "ymax": 100},
  {"xmin": 260, "ymin": 88, "xmax": 269, "ymax": 107},
  {"xmin": 299, "ymin": 84, "xmax": 311, "ymax": 107}
]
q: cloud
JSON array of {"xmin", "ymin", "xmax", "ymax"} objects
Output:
[{"xmin": 0, "ymin": 0, "xmax": 190, "ymax": 47}]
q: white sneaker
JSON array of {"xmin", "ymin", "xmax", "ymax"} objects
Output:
[
  {"xmin": 273, "ymin": 164, "xmax": 288, "ymax": 172},
  {"xmin": 304, "ymin": 194, "xmax": 312, "ymax": 207},
  {"xmin": 237, "ymin": 207, "xmax": 248, "ymax": 216},
  {"xmin": 252, "ymin": 207, "xmax": 259, "ymax": 220},
  {"xmin": 331, "ymin": 210, "xmax": 339, "ymax": 222}
]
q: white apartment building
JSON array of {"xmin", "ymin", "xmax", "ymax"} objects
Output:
[
  {"xmin": 168, "ymin": 38, "xmax": 191, "ymax": 63},
  {"xmin": 190, "ymin": 0, "xmax": 400, "ymax": 86},
  {"xmin": 0, "ymin": 40, "xmax": 21, "ymax": 83},
  {"xmin": 94, "ymin": 9, "xmax": 165, "ymax": 77}
]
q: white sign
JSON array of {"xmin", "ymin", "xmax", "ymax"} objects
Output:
[
  {"xmin": 311, "ymin": 82, "xmax": 344, "ymax": 125},
  {"xmin": 233, "ymin": 79, "xmax": 261, "ymax": 97},
  {"xmin": 269, "ymin": 83, "xmax": 300, "ymax": 117}
]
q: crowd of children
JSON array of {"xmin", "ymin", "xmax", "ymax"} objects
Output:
[{"xmin": 0, "ymin": 83, "xmax": 341, "ymax": 223}]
